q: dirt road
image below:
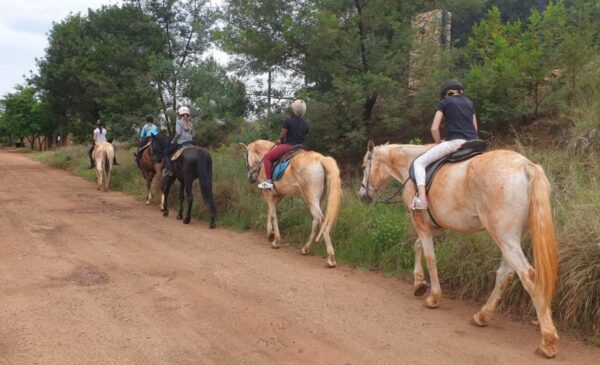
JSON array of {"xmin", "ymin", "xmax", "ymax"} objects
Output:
[{"xmin": 0, "ymin": 150, "xmax": 598, "ymax": 364}]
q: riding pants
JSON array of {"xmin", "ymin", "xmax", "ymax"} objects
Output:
[
  {"xmin": 413, "ymin": 139, "xmax": 466, "ymax": 187},
  {"xmin": 263, "ymin": 144, "xmax": 291, "ymax": 180}
]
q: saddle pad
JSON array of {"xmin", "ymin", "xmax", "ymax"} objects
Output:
[
  {"xmin": 271, "ymin": 146, "xmax": 305, "ymax": 181},
  {"xmin": 273, "ymin": 160, "xmax": 291, "ymax": 181},
  {"xmin": 409, "ymin": 139, "xmax": 487, "ymax": 191},
  {"xmin": 171, "ymin": 145, "xmax": 194, "ymax": 161}
]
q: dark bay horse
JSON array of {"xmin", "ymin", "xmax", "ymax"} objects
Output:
[
  {"xmin": 152, "ymin": 135, "xmax": 217, "ymax": 228},
  {"xmin": 137, "ymin": 138, "xmax": 163, "ymax": 205}
]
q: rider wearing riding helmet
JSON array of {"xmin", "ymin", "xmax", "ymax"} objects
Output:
[
  {"xmin": 88, "ymin": 118, "xmax": 119, "ymax": 169},
  {"xmin": 163, "ymin": 106, "xmax": 195, "ymax": 176},
  {"xmin": 136, "ymin": 114, "xmax": 159, "ymax": 165},
  {"xmin": 412, "ymin": 79, "xmax": 479, "ymax": 210},
  {"xmin": 258, "ymin": 99, "xmax": 309, "ymax": 189}
]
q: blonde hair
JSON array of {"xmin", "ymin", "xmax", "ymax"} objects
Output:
[{"xmin": 292, "ymin": 99, "xmax": 307, "ymax": 117}]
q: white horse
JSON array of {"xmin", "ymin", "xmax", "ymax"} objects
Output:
[
  {"xmin": 358, "ymin": 141, "xmax": 559, "ymax": 358},
  {"xmin": 240, "ymin": 140, "xmax": 342, "ymax": 267},
  {"xmin": 92, "ymin": 142, "xmax": 114, "ymax": 192}
]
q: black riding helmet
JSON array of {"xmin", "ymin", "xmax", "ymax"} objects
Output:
[
  {"xmin": 96, "ymin": 118, "xmax": 105, "ymax": 127},
  {"xmin": 440, "ymin": 79, "xmax": 464, "ymax": 99},
  {"xmin": 146, "ymin": 114, "xmax": 154, "ymax": 123}
]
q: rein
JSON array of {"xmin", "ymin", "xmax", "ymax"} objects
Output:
[{"xmin": 361, "ymin": 150, "xmax": 409, "ymax": 205}]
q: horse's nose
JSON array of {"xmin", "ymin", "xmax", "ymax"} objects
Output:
[{"xmin": 358, "ymin": 188, "xmax": 372, "ymax": 204}]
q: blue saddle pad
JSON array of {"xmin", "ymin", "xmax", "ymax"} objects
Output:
[{"xmin": 272, "ymin": 160, "xmax": 291, "ymax": 181}]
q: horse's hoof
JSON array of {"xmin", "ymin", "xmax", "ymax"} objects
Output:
[
  {"xmin": 300, "ymin": 247, "xmax": 310, "ymax": 255},
  {"xmin": 326, "ymin": 257, "xmax": 337, "ymax": 268},
  {"xmin": 535, "ymin": 345, "xmax": 558, "ymax": 359},
  {"xmin": 471, "ymin": 313, "xmax": 489, "ymax": 327},
  {"xmin": 163, "ymin": 211, "xmax": 169, "ymax": 217},
  {"xmin": 209, "ymin": 222, "xmax": 216, "ymax": 229},
  {"xmin": 145, "ymin": 201, "xmax": 151, "ymax": 205},
  {"xmin": 176, "ymin": 215, "xmax": 183, "ymax": 220},
  {"xmin": 271, "ymin": 241, "xmax": 280, "ymax": 249},
  {"xmin": 413, "ymin": 283, "xmax": 429, "ymax": 297},
  {"xmin": 183, "ymin": 218, "xmax": 191, "ymax": 224},
  {"xmin": 424, "ymin": 296, "xmax": 440, "ymax": 309}
]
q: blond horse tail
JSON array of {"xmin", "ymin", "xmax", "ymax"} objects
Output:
[
  {"xmin": 527, "ymin": 163, "xmax": 558, "ymax": 307},
  {"xmin": 316, "ymin": 156, "xmax": 342, "ymax": 241}
]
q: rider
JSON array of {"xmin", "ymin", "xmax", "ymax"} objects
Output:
[
  {"xmin": 411, "ymin": 79, "xmax": 479, "ymax": 210},
  {"xmin": 258, "ymin": 99, "xmax": 309, "ymax": 189},
  {"xmin": 136, "ymin": 114, "xmax": 159, "ymax": 165},
  {"xmin": 163, "ymin": 106, "xmax": 195, "ymax": 176},
  {"xmin": 88, "ymin": 118, "xmax": 120, "ymax": 169}
]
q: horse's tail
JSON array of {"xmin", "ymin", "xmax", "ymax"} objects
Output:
[
  {"xmin": 197, "ymin": 151, "xmax": 217, "ymax": 217},
  {"xmin": 316, "ymin": 156, "xmax": 342, "ymax": 241},
  {"xmin": 527, "ymin": 163, "xmax": 558, "ymax": 307}
]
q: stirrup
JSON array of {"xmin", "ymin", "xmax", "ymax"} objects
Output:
[{"xmin": 258, "ymin": 180, "xmax": 274, "ymax": 189}]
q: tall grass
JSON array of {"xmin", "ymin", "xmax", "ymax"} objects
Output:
[{"xmin": 34, "ymin": 139, "xmax": 600, "ymax": 344}]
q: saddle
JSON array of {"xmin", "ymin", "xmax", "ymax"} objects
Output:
[
  {"xmin": 272, "ymin": 145, "xmax": 305, "ymax": 181},
  {"xmin": 139, "ymin": 140, "xmax": 152, "ymax": 153},
  {"xmin": 171, "ymin": 144, "xmax": 194, "ymax": 161},
  {"xmin": 409, "ymin": 139, "xmax": 487, "ymax": 191}
]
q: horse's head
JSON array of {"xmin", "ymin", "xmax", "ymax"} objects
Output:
[
  {"xmin": 239, "ymin": 140, "xmax": 275, "ymax": 183},
  {"xmin": 358, "ymin": 140, "xmax": 388, "ymax": 203}
]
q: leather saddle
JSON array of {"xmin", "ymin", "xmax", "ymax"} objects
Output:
[
  {"xmin": 272, "ymin": 144, "xmax": 305, "ymax": 181},
  {"xmin": 409, "ymin": 139, "xmax": 487, "ymax": 191},
  {"xmin": 171, "ymin": 144, "xmax": 195, "ymax": 161}
]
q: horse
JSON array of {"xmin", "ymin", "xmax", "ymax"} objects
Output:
[
  {"xmin": 137, "ymin": 139, "xmax": 163, "ymax": 205},
  {"xmin": 152, "ymin": 135, "xmax": 217, "ymax": 228},
  {"xmin": 240, "ymin": 140, "xmax": 342, "ymax": 267},
  {"xmin": 92, "ymin": 141, "xmax": 114, "ymax": 192},
  {"xmin": 358, "ymin": 141, "xmax": 559, "ymax": 358}
]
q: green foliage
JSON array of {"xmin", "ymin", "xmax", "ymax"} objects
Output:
[
  {"xmin": 0, "ymin": 86, "xmax": 53, "ymax": 148},
  {"xmin": 34, "ymin": 5, "xmax": 165, "ymax": 142}
]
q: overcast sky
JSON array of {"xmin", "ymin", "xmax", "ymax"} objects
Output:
[{"xmin": 0, "ymin": 0, "xmax": 126, "ymax": 96}]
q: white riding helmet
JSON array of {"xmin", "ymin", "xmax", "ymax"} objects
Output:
[
  {"xmin": 178, "ymin": 106, "xmax": 191, "ymax": 116},
  {"xmin": 291, "ymin": 99, "xmax": 306, "ymax": 117}
]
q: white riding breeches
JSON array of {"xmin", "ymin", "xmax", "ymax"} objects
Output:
[{"xmin": 413, "ymin": 139, "xmax": 466, "ymax": 187}]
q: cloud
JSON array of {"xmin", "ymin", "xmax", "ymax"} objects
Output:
[{"xmin": 0, "ymin": 0, "xmax": 117, "ymax": 96}]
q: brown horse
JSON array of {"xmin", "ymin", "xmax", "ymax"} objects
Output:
[
  {"xmin": 358, "ymin": 141, "xmax": 559, "ymax": 358},
  {"xmin": 240, "ymin": 140, "xmax": 342, "ymax": 267},
  {"xmin": 137, "ymin": 140, "xmax": 163, "ymax": 205}
]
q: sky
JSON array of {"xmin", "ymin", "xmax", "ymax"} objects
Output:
[{"xmin": 0, "ymin": 0, "xmax": 124, "ymax": 97}]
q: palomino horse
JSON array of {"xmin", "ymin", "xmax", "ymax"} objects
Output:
[
  {"xmin": 137, "ymin": 139, "xmax": 163, "ymax": 205},
  {"xmin": 92, "ymin": 141, "xmax": 115, "ymax": 192},
  {"xmin": 152, "ymin": 135, "xmax": 217, "ymax": 228},
  {"xmin": 358, "ymin": 141, "xmax": 559, "ymax": 358},
  {"xmin": 240, "ymin": 140, "xmax": 342, "ymax": 267}
]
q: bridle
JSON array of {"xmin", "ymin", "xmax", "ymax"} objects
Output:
[
  {"xmin": 361, "ymin": 149, "xmax": 409, "ymax": 205},
  {"xmin": 244, "ymin": 144, "xmax": 278, "ymax": 179}
]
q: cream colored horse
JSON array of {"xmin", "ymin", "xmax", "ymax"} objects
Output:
[
  {"xmin": 92, "ymin": 142, "xmax": 115, "ymax": 192},
  {"xmin": 358, "ymin": 141, "xmax": 559, "ymax": 358},
  {"xmin": 240, "ymin": 140, "xmax": 342, "ymax": 267}
]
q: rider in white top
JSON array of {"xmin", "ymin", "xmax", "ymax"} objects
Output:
[{"xmin": 88, "ymin": 118, "xmax": 119, "ymax": 168}]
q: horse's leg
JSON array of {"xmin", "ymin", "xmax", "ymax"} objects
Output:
[
  {"xmin": 177, "ymin": 179, "xmax": 185, "ymax": 220},
  {"xmin": 183, "ymin": 179, "xmax": 193, "ymax": 224},
  {"xmin": 412, "ymin": 214, "xmax": 441, "ymax": 308},
  {"xmin": 413, "ymin": 238, "xmax": 428, "ymax": 296},
  {"xmin": 472, "ymin": 259, "xmax": 514, "ymax": 326},
  {"xmin": 146, "ymin": 171, "xmax": 154, "ymax": 205},
  {"xmin": 500, "ymin": 241, "xmax": 559, "ymax": 358},
  {"xmin": 263, "ymin": 192, "xmax": 281, "ymax": 248},
  {"xmin": 162, "ymin": 177, "xmax": 175, "ymax": 217},
  {"xmin": 300, "ymin": 200, "xmax": 323, "ymax": 256}
]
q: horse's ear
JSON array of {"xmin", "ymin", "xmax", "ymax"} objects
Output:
[
  {"xmin": 238, "ymin": 142, "xmax": 247, "ymax": 150},
  {"xmin": 368, "ymin": 140, "xmax": 375, "ymax": 152}
]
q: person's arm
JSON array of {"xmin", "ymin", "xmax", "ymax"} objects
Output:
[
  {"xmin": 279, "ymin": 128, "xmax": 288, "ymax": 144},
  {"xmin": 140, "ymin": 126, "xmax": 146, "ymax": 140},
  {"xmin": 431, "ymin": 111, "xmax": 443, "ymax": 144},
  {"xmin": 473, "ymin": 113, "xmax": 478, "ymax": 132},
  {"xmin": 93, "ymin": 130, "xmax": 98, "ymax": 142},
  {"xmin": 172, "ymin": 122, "xmax": 181, "ymax": 144}
]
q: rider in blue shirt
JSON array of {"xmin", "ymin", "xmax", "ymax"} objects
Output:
[{"xmin": 136, "ymin": 115, "xmax": 159, "ymax": 165}]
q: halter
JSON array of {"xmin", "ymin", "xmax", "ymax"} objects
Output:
[{"xmin": 361, "ymin": 150, "xmax": 409, "ymax": 205}]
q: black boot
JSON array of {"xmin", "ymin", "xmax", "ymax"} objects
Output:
[{"xmin": 89, "ymin": 158, "xmax": 95, "ymax": 169}]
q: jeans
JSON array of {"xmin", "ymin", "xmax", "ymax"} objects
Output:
[{"xmin": 263, "ymin": 144, "xmax": 292, "ymax": 180}]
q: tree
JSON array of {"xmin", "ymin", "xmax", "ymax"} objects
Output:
[
  {"xmin": 129, "ymin": 0, "xmax": 216, "ymax": 136},
  {"xmin": 35, "ymin": 5, "xmax": 165, "ymax": 141},
  {"xmin": 0, "ymin": 86, "xmax": 52, "ymax": 149}
]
